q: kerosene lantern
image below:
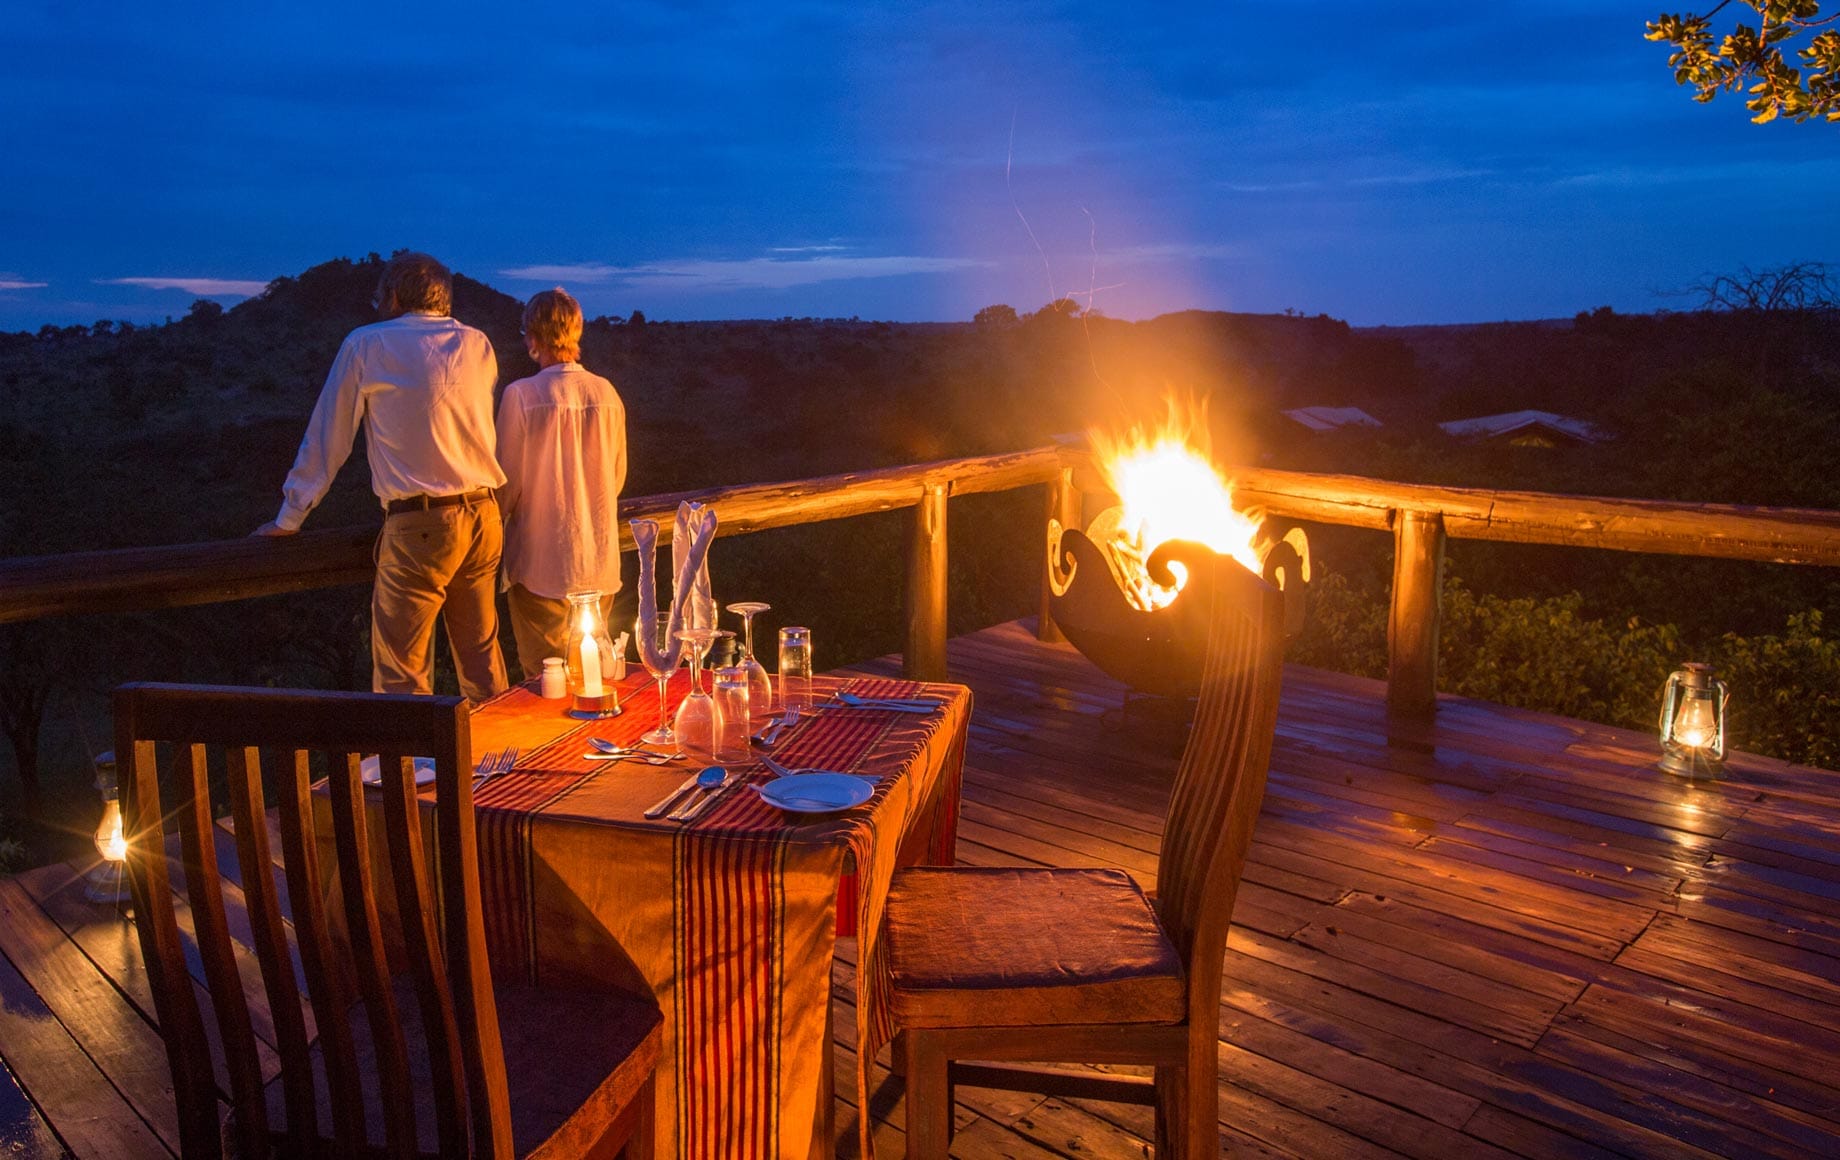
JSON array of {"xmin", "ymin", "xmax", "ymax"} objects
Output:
[
  {"xmin": 86, "ymin": 751, "xmax": 132, "ymax": 906},
  {"xmin": 1658, "ymin": 662, "xmax": 1728, "ymax": 779}
]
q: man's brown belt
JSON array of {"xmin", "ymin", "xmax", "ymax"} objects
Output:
[{"xmin": 385, "ymin": 487, "xmax": 495, "ymax": 515}]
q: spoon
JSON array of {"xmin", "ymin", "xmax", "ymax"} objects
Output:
[
  {"xmin": 666, "ymin": 765, "xmax": 732, "ymax": 822},
  {"xmin": 584, "ymin": 751, "xmax": 683, "ymax": 765},
  {"xmin": 589, "ymin": 737, "xmax": 676, "ymax": 755},
  {"xmin": 645, "ymin": 765, "xmax": 728, "ymax": 819}
]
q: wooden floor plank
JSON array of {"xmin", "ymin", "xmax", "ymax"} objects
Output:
[
  {"xmin": 0, "ymin": 922, "xmax": 171, "ymax": 1158},
  {"xmin": 2, "ymin": 620, "xmax": 1836, "ymax": 1159}
]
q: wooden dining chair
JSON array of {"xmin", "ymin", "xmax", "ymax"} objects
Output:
[
  {"xmin": 883, "ymin": 551, "xmax": 1286, "ymax": 1158},
  {"xmin": 115, "ymin": 683, "xmax": 662, "ymax": 1160}
]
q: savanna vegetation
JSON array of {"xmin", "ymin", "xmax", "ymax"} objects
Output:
[{"xmin": 2, "ymin": 254, "xmax": 1837, "ymax": 867}]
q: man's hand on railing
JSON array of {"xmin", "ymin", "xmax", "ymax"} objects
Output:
[{"xmin": 250, "ymin": 522, "xmax": 297, "ymax": 537}]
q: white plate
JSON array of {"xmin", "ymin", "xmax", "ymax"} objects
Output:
[
  {"xmin": 360, "ymin": 755, "xmax": 437, "ymax": 787},
  {"xmin": 756, "ymin": 772, "xmax": 873, "ymax": 814}
]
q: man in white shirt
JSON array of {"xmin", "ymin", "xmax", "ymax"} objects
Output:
[
  {"xmin": 496, "ymin": 287, "xmax": 627, "ymax": 676},
  {"xmin": 252, "ymin": 252, "xmax": 510, "ymax": 701}
]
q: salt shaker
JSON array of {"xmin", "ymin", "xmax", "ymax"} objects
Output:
[{"xmin": 540, "ymin": 657, "xmax": 568, "ymax": 699}]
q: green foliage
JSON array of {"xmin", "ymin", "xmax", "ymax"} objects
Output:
[
  {"xmin": 973, "ymin": 304, "xmax": 1019, "ymax": 328},
  {"xmin": 1647, "ymin": 2, "xmax": 1840, "ymax": 123},
  {"xmin": 1710, "ymin": 610, "xmax": 1840, "ymax": 768},
  {"xmin": 1296, "ymin": 567, "xmax": 1840, "ymax": 769}
]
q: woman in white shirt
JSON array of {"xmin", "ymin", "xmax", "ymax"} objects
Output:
[{"xmin": 496, "ymin": 288, "xmax": 628, "ymax": 677}]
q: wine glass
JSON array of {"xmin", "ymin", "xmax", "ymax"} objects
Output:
[
  {"xmin": 673, "ymin": 628, "xmax": 732, "ymax": 761},
  {"xmin": 726, "ymin": 601, "xmax": 775, "ymax": 719},
  {"xmin": 637, "ymin": 612, "xmax": 682, "ymax": 746}
]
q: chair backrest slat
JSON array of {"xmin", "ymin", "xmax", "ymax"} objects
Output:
[
  {"xmin": 379, "ymin": 749, "xmax": 470, "ymax": 1157},
  {"xmin": 1154, "ymin": 559, "xmax": 1285, "ymax": 1004},
  {"xmin": 433, "ymin": 717, "xmax": 515, "ymax": 1159},
  {"xmin": 117, "ymin": 683, "xmax": 507, "ymax": 1159},
  {"xmin": 325, "ymin": 751, "xmax": 421, "ymax": 1157},
  {"xmin": 118, "ymin": 734, "xmax": 220, "ymax": 1158},
  {"xmin": 225, "ymin": 746, "xmax": 317, "ymax": 1147},
  {"xmin": 171, "ymin": 742, "xmax": 271, "ymax": 1158},
  {"xmin": 276, "ymin": 749, "xmax": 367, "ymax": 1151}
]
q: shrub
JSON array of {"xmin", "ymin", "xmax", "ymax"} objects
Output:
[{"xmin": 1294, "ymin": 567, "xmax": 1839, "ymax": 769}]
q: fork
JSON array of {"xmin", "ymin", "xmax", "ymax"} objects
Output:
[{"xmin": 474, "ymin": 746, "xmax": 518, "ymax": 788}]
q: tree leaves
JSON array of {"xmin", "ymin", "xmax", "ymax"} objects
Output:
[{"xmin": 1647, "ymin": 2, "xmax": 1840, "ymax": 123}]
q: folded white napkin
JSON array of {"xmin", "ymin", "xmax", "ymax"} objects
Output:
[
  {"xmin": 632, "ymin": 501, "xmax": 720, "ymax": 671},
  {"xmin": 359, "ymin": 755, "xmax": 437, "ymax": 786}
]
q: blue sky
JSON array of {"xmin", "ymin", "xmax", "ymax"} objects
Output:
[{"xmin": 1, "ymin": 1, "xmax": 1834, "ymax": 330}]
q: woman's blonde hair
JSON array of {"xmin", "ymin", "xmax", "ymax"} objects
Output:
[{"xmin": 522, "ymin": 288, "xmax": 583, "ymax": 360}]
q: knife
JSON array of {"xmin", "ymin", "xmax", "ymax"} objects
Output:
[
  {"xmin": 645, "ymin": 769, "xmax": 714, "ymax": 818},
  {"xmin": 668, "ymin": 776, "xmax": 737, "ymax": 823}
]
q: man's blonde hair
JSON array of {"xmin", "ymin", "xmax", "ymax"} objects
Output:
[{"xmin": 523, "ymin": 288, "xmax": 583, "ymax": 360}]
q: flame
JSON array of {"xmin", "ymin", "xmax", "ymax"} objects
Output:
[
  {"xmin": 96, "ymin": 800, "xmax": 127, "ymax": 863},
  {"xmin": 1089, "ymin": 399, "xmax": 1262, "ymax": 610}
]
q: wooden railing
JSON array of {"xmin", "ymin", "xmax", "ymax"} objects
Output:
[
  {"xmin": 6, "ymin": 441, "xmax": 1840, "ymax": 711},
  {"xmin": 0, "ymin": 446, "xmax": 1066, "ymax": 682}
]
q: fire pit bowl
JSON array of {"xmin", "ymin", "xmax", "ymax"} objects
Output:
[
  {"xmin": 1048, "ymin": 516, "xmax": 1309, "ymax": 699},
  {"xmin": 1048, "ymin": 530, "xmax": 1225, "ymax": 698}
]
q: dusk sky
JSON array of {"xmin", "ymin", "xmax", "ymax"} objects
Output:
[{"xmin": 3, "ymin": 2, "xmax": 1835, "ymax": 332}]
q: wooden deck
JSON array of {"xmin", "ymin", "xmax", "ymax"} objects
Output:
[{"xmin": 3, "ymin": 619, "xmax": 1839, "ymax": 1157}]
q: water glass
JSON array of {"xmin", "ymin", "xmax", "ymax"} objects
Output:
[
  {"xmin": 713, "ymin": 666, "xmax": 751, "ymax": 763},
  {"xmin": 778, "ymin": 626, "xmax": 813, "ymax": 716}
]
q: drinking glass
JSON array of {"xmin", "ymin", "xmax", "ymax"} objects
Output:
[
  {"xmin": 673, "ymin": 628, "xmax": 731, "ymax": 762},
  {"xmin": 636, "ymin": 612, "xmax": 682, "ymax": 746},
  {"xmin": 712, "ymin": 666, "xmax": 751, "ymax": 763},
  {"xmin": 726, "ymin": 601, "xmax": 775, "ymax": 719},
  {"xmin": 778, "ymin": 626, "xmax": 813, "ymax": 718}
]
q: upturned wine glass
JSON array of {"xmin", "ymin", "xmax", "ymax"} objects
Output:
[
  {"xmin": 637, "ymin": 612, "xmax": 682, "ymax": 746},
  {"xmin": 673, "ymin": 628, "xmax": 733, "ymax": 761},
  {"xmin": 726, "ymin": 601, "xmax": 775, "ymax": 719}
]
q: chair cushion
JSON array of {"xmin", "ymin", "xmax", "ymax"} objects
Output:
[
  {"xmin": 883, "ymin": 866, "xmax": 1186, "ymax": 1030},
  {"xmin": 264, "ymin": 979, "xmax": 660, "ymax": 1157}
]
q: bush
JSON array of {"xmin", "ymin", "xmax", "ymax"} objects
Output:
[{"xmin": 1294, "ymin": 567, "xmax": 1839, "ymax": 769}]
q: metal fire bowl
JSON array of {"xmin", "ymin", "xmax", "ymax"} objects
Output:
[{"xmin": 1047, "ymin": 529, "xmax": 1229, "ymax": 699}]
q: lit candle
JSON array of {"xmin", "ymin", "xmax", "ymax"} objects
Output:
[{"xmin": 580, "ymin": 615, "xmax": 604, "ymax": 698}]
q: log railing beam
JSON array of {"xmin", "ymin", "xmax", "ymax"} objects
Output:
[
  {"xmin": 0, "ymin": 446, "xmax": 1060, "ymax": 626},
  {"xmin": 905, "ymin": 483, "xmax": 950, "ymax": 681},
  {"xmin": 1387, "ymin": 510, "xmax": 1446, "ymax": 720}
]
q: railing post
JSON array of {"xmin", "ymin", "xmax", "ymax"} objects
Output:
[
  {"xmin": 1038, "ymin": 467, "xmax": 1080, "ymax": 643},
  {"xmin": 1387, "ymin": 509, "xmax": 1445, "ymax": 720},
  {"xmin": 905, "ymin": 482, "xmax": 949, "ymax": 681}
]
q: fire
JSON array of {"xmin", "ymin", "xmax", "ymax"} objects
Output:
[{"xmin": 1088, "ymin": 400, "xmax": 1262, "ymax": 611}]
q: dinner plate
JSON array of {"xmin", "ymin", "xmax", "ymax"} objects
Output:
[
  {"xmin": 756, "ymin": 772, "xmax": 873, "ymax": 814},
  {"xmin": 360, "ymin": 755, "xmax": 437, "ymax": 786}
]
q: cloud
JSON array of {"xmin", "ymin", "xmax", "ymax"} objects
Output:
[
  {"xmin": 99, "ymin": 276, "xmax": 270, "ymax": 297},
  {"xmin": 0, "ymin": 274, "xmax": 48, "ymax": 290},
  {"xmin": 500, "ymin": 252, "xmax": 991, "ymax": 291}
]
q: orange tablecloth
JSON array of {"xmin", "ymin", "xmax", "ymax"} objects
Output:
[{"xmin": 443, "ymin": 670, "xmax": 966, "ymax": 1159}]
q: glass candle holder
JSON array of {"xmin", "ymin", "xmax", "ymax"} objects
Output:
[{"xmin": 565, "ymin": 590, "xmax": 621, "ymax": 719}]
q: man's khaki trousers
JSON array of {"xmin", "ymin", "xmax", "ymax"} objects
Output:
[{"xmin": 372, "ymin": 498, "xmax": 508, "ymax": 701}]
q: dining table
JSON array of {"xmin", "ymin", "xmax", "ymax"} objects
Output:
[{"xmin": 322, "ymin": 666, "xmax": 971, "ymax": 1160}]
